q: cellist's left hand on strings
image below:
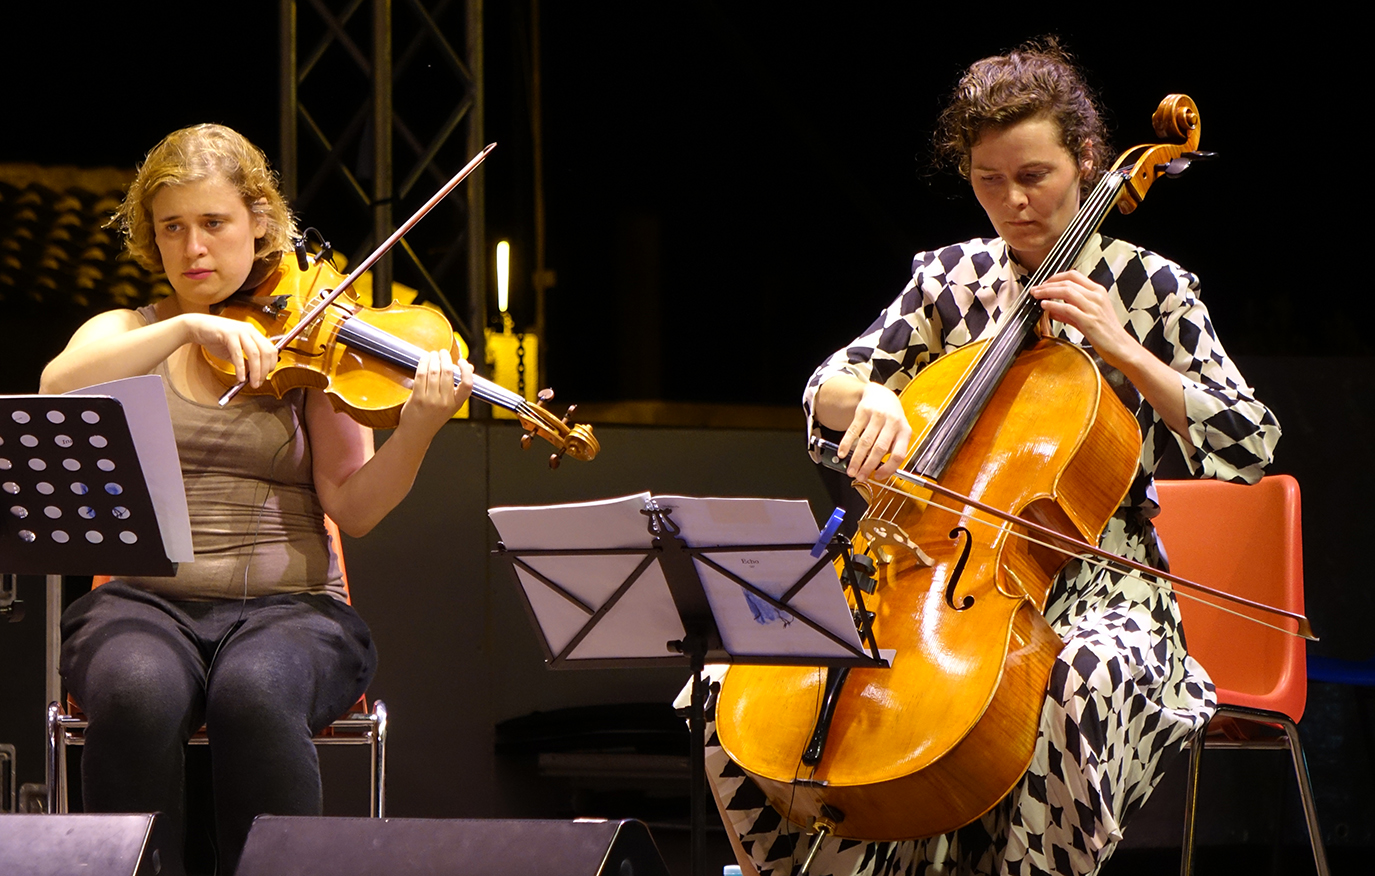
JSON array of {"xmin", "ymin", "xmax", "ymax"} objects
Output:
[
  {"xmin": 398, "ymin": 349, "xmax": 474, "ymax": 440},
  {"xmin": 1030, "ymin": 270, "xmax": 1142, "ymax": 370}
]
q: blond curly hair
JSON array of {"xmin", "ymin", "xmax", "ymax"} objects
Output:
[{"xmin": 113, "ymin": 124, "xmax": 297, "ymax": 272}]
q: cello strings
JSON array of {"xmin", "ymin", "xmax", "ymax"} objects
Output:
[
  {"xmin": 918, "ymin": 172, "xmax": 1119, "ymax": 449},
  {"xmin": 856, "ymin": 476, "xmax": 1304, "ymax": 638},
  {"xmin": 860, "ymin": 171, "xmax": 1129, "ymax": 531}
]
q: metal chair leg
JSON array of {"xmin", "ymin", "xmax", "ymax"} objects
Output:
[
  {"xmin": 1179, "ymin": 728, "xmax": 1206, "ymax": 876},
  {"xmin": 45, "ymin": 702, "xmax": 65, "ymax": 815},
  {"xmin": 1181, "ymin": 708, "xmax": 1331, "ymax": 876},
  {"xmin": 1279, "ymin": 717, "xmax": 1331, "ymax": 876},
  {"xmin": 371, "ymin": 699, "xmax": 388, "ymax": 818}
]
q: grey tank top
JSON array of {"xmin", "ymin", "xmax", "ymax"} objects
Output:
[{"xmin": 117, "ymin": 304, "xmax": 347, "ymax": 602}]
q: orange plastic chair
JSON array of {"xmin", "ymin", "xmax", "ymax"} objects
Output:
[
  {"xmin": 46, "ymin": 517, "xmax": 387, "ymax": 817},
  {"xmin": 1152, "ymin": 475, "xmax": 1329, "ymax": 876}
]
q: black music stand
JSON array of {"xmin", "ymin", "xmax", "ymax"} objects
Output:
[
  {"xmin": 1, "ymin": 392, "xmax": 179, "ymax": 578},
  {"xmin": 491, "ymin": 494, "xmax": 886, "ymax": 876},
  {"xmin": 1, "ymin": 381, "xmax": 189, "ymax": 760}
]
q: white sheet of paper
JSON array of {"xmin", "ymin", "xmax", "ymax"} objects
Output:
[
  {"xmin": 67, "ymin": 375, "xmax": 193, "ymax": 562},
  {"xmin": 653, "ymin": 495, "xmax": 863, "ymax": 657},
  {"xmin": 489, "ymin": 493, "xmax": 866, "ymax": 662}
]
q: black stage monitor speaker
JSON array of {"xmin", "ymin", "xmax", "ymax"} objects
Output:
[
  {"xmin": 237, "ymin": 816, "xmax": 672, "ymax": 876},
  {"xmin": 0, "ymin": 813, "xmax": 178, "ymax": 876}
]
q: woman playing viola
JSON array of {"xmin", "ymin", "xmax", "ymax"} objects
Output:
[
  {"xmin": 710, "ymin": 41, "xmax": 1280, "ymax": 876},
  {"xmin": 40, "ymin": 124, "xmax": 473, "ymax": 874}
]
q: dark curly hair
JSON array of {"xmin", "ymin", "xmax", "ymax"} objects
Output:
[{"xmin": 934, "ymin": 38, "xmax": 1109, "ymax": 198}]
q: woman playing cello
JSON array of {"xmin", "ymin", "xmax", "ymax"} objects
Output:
[
  {"xmin": 709, "ymin": 40, "xmax": 1279, "ymax": 876},
  {"xmin": 40, "ymin": 124, "xmax": 473, "ymax": 874}
]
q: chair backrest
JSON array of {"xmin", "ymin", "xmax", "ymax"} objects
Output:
[{"xmin": 1152, "ymin": 475, "xmax": 1306, "ymax": 721}]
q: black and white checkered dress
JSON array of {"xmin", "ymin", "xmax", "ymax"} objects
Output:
[{"xmin": 704, "ymin": 234, "xmax": 1280, "ymax": 876}]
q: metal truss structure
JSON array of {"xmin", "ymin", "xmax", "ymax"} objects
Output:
[{"xmin": 278, "ymin": 0, "xmax": 487, "ymax": 366}]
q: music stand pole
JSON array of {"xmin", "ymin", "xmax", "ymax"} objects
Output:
[
  {"xmin": 46, "ymin": 575, "xmax": 61, "ymax": 713},
  {"xmin": 688, "ymin": 642, "xmax": 708, "ymax": 876},
  {"xmin": 494, "ymin": 497, "xmax": 885, "ymax": 876}
]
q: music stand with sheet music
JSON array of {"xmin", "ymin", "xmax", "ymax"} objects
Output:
[
  {"xmin": 1, "ymin": 382, "xmax": 190, "ymax": 793},
  {"xmin": 2, "ymin": 394, "xmax": 177, "ymax": 578},
  {"xmin": 490, "ymin": 493, "xmax": 888, "ymax": 876}
]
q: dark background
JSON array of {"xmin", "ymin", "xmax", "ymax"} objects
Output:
[
  {"xmin": 1, "ymin": 5, "xmax": 1367, "ymax": 399},
  {"xmin": 4, "ymin": 1, "xmax": 1366, "ymax": 663},
  {"xmin": 2, "ymin": 3, "xmax": 1372, "ymax": 871}
]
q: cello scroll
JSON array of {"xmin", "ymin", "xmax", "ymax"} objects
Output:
[{"xmin": 1114, "ymin": 94, "xmax": 1214, "ymax": 214}]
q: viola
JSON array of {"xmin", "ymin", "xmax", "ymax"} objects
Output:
[
  {"xmin": 202, "ymin": 251, "xmax": 599, "ymax": 466},
  {"xmin": 715, "ymin": 95, "xmax": 1300, "ymax": 845},
  {"xmin": 204, "ymin": 142, "xmax": 598, "ymax": 467}
]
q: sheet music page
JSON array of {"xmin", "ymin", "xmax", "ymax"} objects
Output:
[
  {"xmin": 489, "ymin": 493, "xmax": 686, "ymax": 659},
  {"xmin": 67, "ymin": 375, "xmax": 193, "ymax": 562},
  {"xmin": 490, "ymin": 494, "xmax": 868, "ymax": 662},
  {"xmin": 489, "ymin": 492, "xmax": 654, "ymax": 551},
  {"xmin": 655, "ymin": 495, "xmax": 864, "ymax": 657}
]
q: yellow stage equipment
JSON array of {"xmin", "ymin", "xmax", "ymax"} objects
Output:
[{"xmin": 484, "ymin": 240, "xmax": 540, "ymax": 419}]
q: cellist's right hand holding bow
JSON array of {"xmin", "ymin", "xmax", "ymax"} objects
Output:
[{"xmin": 836, "ymin": 381, "xmax": 912, "ymax": 483}]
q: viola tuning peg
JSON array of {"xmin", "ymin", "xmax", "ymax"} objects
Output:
[
  {"xmin": 520, "ymin": 432, "xmax": 533, "ymax": 450},
  {"xmin": 537, "ymin": 388, "xmax": 555, "ymax": 404},
  {"xmin": 548, "ymin": 452, "xmax": 562, "ymax": 470},
  {"xmin": 1183, "ymin": 151, "xmax": 1216, "ymax": 161},
  {"xmin": 562, "ymin": 404, "xmax": 578, "ymax": 425}
]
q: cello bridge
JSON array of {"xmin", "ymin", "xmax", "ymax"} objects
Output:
[{"xmin": 857, "ymin": 519, "xmax": 934, "ymax": 568}]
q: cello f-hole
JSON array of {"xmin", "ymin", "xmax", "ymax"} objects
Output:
[{"xmin": 944, "ymin": 526, "xmax": 975, "ymax": 611}]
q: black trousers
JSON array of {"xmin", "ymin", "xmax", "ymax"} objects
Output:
[{"xmin": 60, "ymin": 582, "xmax": 377, "ymax": 875}]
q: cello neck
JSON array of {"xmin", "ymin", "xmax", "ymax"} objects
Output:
[{"xmin": 906, "ymin": 171, "xmax": 1129, "ymax": 480}]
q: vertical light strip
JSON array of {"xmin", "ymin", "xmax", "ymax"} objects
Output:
[{"xmin": 496, "ymin": 240, "xmax": 511, "ymax": 313}]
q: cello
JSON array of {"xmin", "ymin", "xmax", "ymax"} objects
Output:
[{"xmin": 715, "ymin": 95, "xmax": 1269, "ymax": 844}]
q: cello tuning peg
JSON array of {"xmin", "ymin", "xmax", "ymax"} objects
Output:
[{"xmin": 1155, "ymin": 156, "xmax": 1193, "ymax": 178}]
